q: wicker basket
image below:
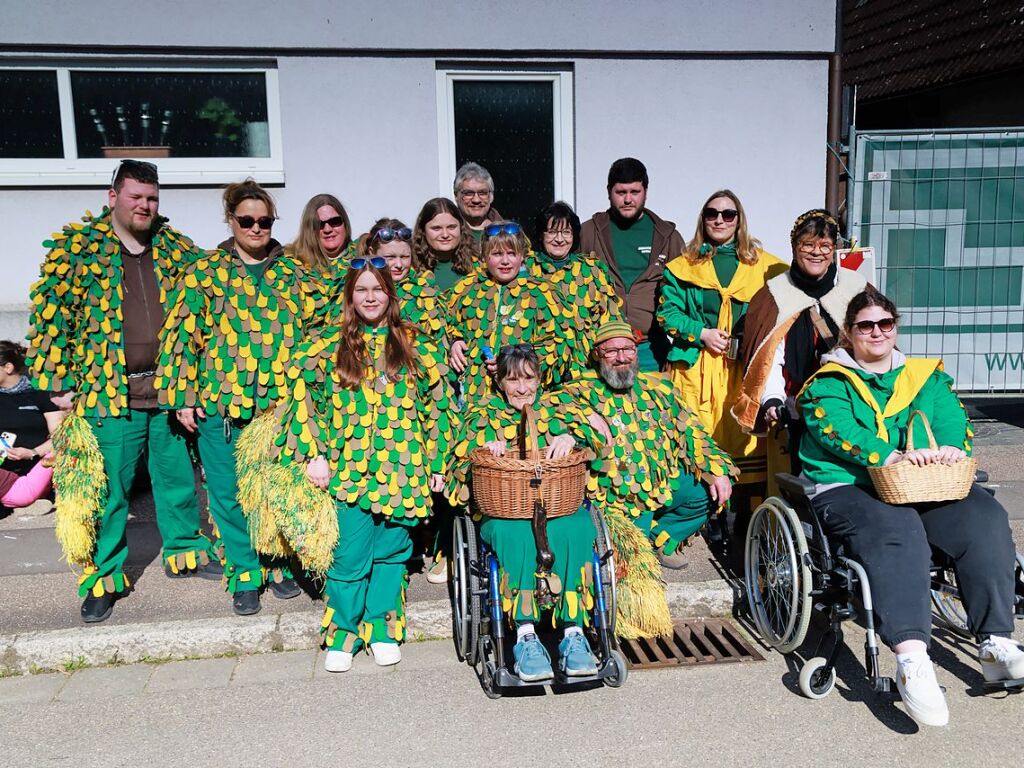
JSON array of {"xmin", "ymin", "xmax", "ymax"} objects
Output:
[
  {"xmin": 867, "ymin": 410, "xmax": 976, "ymax": 505},
  {"xmin": 470, "ymin": 407, "xmax": 594, "ymax": 520}
]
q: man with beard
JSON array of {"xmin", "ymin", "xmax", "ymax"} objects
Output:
[
  {"xmin": 553, "ymin": 321, "xmax": 736, "ymax": 569},
  {"xmin": 580, "ymin": 158, "xmax": 684, "ymax": 372},
  {"xmin": 26, "ymin": 160, "xmax": 221, "ymax": 623}
]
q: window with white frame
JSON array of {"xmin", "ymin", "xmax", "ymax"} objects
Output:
[
  {"xmin": 0, "ymin": 65, "xmax": 283, "ymax": 185},
  {"xmin": 436, "ymin": 68, "xmax": 574, "ymax": 233}
]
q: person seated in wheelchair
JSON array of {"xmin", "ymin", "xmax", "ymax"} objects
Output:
[
  {"xmin": 798, "ymin": 287, "xmax": 1023, "ymax": 727},
  {"xmin": 447, "ymin": 344, "xmax": 608, "ymax": 682}
]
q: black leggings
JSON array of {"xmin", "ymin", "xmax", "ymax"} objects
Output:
[{"xmin": 812, "ymin": 484, "xmax": 1015, "ymax": 648}]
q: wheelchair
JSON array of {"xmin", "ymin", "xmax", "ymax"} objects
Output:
[
  {"xmin": 743, "ymin": 472, "xmax": 1024, "ymax": 699},
  {"xmin": 450, "ymin": 500, "xmax": 629, "ymax": 698}
]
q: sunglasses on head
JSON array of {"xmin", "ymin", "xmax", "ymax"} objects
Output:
[
  {"xmin": 318, "ymin": 216, "xmax": 346, "ymax": 231},
  {"xmin": 231, "ymin": 214, "xmax": 276, "ymax": 230},
  {"xmin": 702, "ymin": 208, "xmax": 739, "ymax": 223},
  {"xmin": 484, "ymin": 222, "xmax": 523, "ymax": 238},
  {"xmin": 852, "ymin": 318, "xmax": 897, "ymax": 335},
  {"xmin": 373, "ymin": 227, "xmax": 412, "ymax": 243},
  {"xmin": 110, "ymin": 159, "xmax": 158, "ymax": 187},
  {"xmin": 350, "ymin": 256, "xmax": 387, "ymax": 270}
]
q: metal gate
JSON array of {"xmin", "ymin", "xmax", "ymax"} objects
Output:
[{"xmin": 848, "ymin": 128, "xmax": 1024, "ymax": 393}]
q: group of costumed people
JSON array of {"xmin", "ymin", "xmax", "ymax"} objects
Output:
[{"xmin": 22, "ymin": 158, "xmax": 1021, "ymax": 710}]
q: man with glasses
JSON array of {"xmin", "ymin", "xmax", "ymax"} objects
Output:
[
  {"xmin": 26, "ymin": 159, "xmax": 221, "ymax": 623},
  {"xmin": 580, "ymin": 158, "xmax": 685, "ymax": 372},
  {"xmin": 453, "ymin": 162, "xmax": 503, "ymax": 254},
  {"xmin": 553, "ymin": 321, "xmax": 736, "ymax": 572}
]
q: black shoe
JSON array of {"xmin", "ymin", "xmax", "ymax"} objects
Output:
[
  {"xmin": 164, "ymin": 559, "xmax": 224, "ymax": 581},
  {"xmin": 232, "ymin": 589, "xmax": 261, "ymax": 616},
  {"xmin": 81, "ymin": 592, "xmax": 115, "ymax": 623},
  {"xmin": 266, "ymin": 577, "xmax": 301, "ymax": 600}
]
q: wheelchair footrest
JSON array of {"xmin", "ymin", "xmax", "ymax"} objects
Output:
[
  {"xmin": 983, "ymin": 677, "xmax": 1024, "ymax": 692},
  {"xmin": 493, "ymin": 658, "xmax": 619, "ymax": 689}
]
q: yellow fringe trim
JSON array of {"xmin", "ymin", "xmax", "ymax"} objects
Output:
[
  {"xmin": 52, "ymin": 414, "xmax": 106, "ymax": 566},
  {"xmin": 604, "ymin": 507, "xmax": 673, "ymax": 639}
]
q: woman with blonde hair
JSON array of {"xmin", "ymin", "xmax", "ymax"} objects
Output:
[{"xmin": 287, "ymin": 193, "xmax": 353, "ymax": 320}]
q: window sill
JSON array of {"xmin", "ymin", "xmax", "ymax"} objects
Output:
[{"xmin": 0, "ymin": 167, "xmax": 285, "ymax": 187}]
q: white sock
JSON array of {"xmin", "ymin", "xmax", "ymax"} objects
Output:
[
  {"xmin": 896, "ymin": 650, "xmax": 930, "ymax": 666},
  {"xmin": 563, "ymin": 625, "xmax": 584, "ymax": 638},
  {"xmin": 517, "ymin": 623, "xmax": 536, "ymax": 641}
]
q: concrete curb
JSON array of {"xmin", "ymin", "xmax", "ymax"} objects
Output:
[{"xmin": 0, "ymin": 579, "xmax": 735, "ymax": 675}]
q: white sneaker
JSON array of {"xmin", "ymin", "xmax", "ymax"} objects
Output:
[
  {"xmin": 371, "ymin": 642, "xmax": 402, "ymax": 666},
  {"xmin": 425, "ymin": 556, "xmax": 448, "ymax": 585},
  {"xmin": 979, "ymin": 636, "xmax": 1024, "ymax": 682},
  {"xmin": 896, "ymin": 654, "xmax": 949, "ymax": 727},
  {"xmin": 324, "ymin": 650, "xmax": 353, "ymax": 673}
]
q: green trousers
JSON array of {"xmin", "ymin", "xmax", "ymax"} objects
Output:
[
  {"xmin": 479, "ymin": 505, "xmax": 597, "ymax": 626},
  {"xmin": 81, "ymin": 410, "xmax": 213, "ymax": 597},
  {"xmin": 635, "ymin": 471, "xmax": 712, "ymax": 555},
  {"xmin": 321, "ymin": 502, "xmax": 414, "ymax": 653},
  {"xmin": 197, "ymin": 413, "xmax": 291, "ymax": 593}
]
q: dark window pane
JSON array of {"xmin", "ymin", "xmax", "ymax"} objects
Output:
[
  {"xmin": 453, "ymin": 80, "xmax": 555, "ymax": 236},
  {"xmin": 0, "ymin": 70, "xmax": 62, "ymax": 158},
  {"xmin": 71, "ymin": 71, "xmax": 270, "ymax": 159}
]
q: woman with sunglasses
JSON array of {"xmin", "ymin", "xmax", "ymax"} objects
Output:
[
  {"xmin": 447, "ymin": 221, "xmax": 569, "ymax": 406},
  {"xmin": 412, "ymin": 198, "xmax": 477, "ymax": 295},
  {"xmin": 447, "ymin": 344, "xmax": 608, "ymax": 681},
  {"xmin": 255, "ymin": 258, "xmax": 452, "ymax": 672},
  {"xmin": 287, "ymin": 193, "xmax": 354, "ymax": 321},
  {"xmin": 533, "ymin": 201, "xmax": 624, "ymax": 376},
  {"xmin": 657, "ymin": 191, "xmax": 785, "ymax": 542},
  {"xmin": 732, "ymin": 209, "xmax": 869, "ymax": 482},
  {"xmin": 354, "ymin": 218, "xmax": 444, "ymax": 339},
  {"xmin": 797, "ymin": 288, "xmax": 1021, "ymax": 727},
  {"xmin": 157, "ymin": 178, "xmax": 315, "ymax": 617}
]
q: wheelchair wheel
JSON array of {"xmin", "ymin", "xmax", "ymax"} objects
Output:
[
  {"xmin": 589, "ymin": 503, "xmax": 618, "ymax": 640},
  {"xmin": 744, "ymin": 497, "xmax": 813, "ymax": 654},
  {"xmin": 603, "ymin": 650, "xmax": 629, "ymax": 688},
  {"xmin": 798, "ymin": 657, "xmax": 836, "ymax": 699},
  {"xmin": 451, "ymin": 515, "xmax": 481, "ymax": 665},
  {"xmin": 930, "ymin": 571, "xmax": 971, "ymax": 640}
]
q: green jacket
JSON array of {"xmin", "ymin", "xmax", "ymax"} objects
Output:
[
  {"xmin": 155, "ymin": 242, "xmax": 317, "ymax": 420},
  {"xmin": 798, "ymin": 350, "xmax": 973, "ymax": 489},
  {"xmin": 26, "ymin": 208, "xmax": 200, "ymax": 418}
]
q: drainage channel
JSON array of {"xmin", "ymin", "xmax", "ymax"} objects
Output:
[{"xmin": 618, "ymin": 618, "xmax": 764, "ymax": 670}]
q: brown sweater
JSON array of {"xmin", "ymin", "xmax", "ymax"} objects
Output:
[{"xmin": 121, "ymin": 244, "xmax": 165, "ymax": 409}]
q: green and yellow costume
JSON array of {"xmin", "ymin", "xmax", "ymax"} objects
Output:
[
  {"xmin": 530, "ymin": 251, "xmax": 624, "ymax": 376},
  {"xmin": 446, "ymin": 270, "xmax": 571, "ymax": 405},
  {"xmin": 447, "ymin": 394, "xmax": 606, "ymax": 626},
  {"xmin": 553, "ymin": 371, "xmax": 738, "ymax": 637},
  {"xmin": 155, "ymin": 241, "xmax": 316, "ymax": 593},
  {"xmin": 396, "ymin": 269, "xmax": 446, "ymax": 340},
  {"xmin": 302, "ymin": 243, "xmax": 357, "ymax": 325},
  {"xmin": 26, "ymin": 208, "xmax": 217, "ymax": 597},
  {"xmin": 262, "ymin": 324, "xmax": 454, "ymax": 652},
  {"xmin": 659, "ymin": 246, "xmax": 787, "ymax": 485}
]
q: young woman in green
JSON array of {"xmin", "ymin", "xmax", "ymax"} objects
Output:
[
  {"xmin": 799, "ymin": 288, "xmax": 1022, "ymax": 727},
  {"xmin": 411, "ymin": 198, "xmax": 476, "ymax": 296}
]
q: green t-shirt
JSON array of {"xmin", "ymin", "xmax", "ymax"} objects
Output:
[
  {"xmin": 609, "ymin": 213, "xmax": 655, "ymax": 290},
  {"xmin": 431, "ymin": 258, "xmax": 462, "ymax": 293},
  {"xmin": 244, "ymin": 258, "xmax": 271, "ymax": 283}
]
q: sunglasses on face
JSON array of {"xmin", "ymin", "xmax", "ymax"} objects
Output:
[
  {"xmin": 373, "ymin": 227, "xmax": 412, "ymax": 243},
  {"xmin": 852, "ymin": 318, "xmax": 897, "ymax": 335},
  {"xmin": 231, "ymin": 214, "xmax": 275, "ymax": 230},
  {"xmin": 350, "ymin": 256, "xmax": 387, "ymax": 270},
  {"xmin": 703, "ymin": 208, "xmax": 739, "ymax": 223},
  {"xmin": 484, "ymin": 222, "xmax": 523, "ymax": 238},
  {"xmin": 318, "ymin": 216, "xmax": 346, "ymax": 231}
]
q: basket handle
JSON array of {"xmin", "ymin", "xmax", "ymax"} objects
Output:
[
  {"xmin": 517, "ymin": 405, "xmax": 539, "ymax": 460},
  {"xmin": 905, "ymin": 410, "xmax": 938, "ymax": 452}
]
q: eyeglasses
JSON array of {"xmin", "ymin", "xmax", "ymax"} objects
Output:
[
  {"xmin": 231, "ymin": 214, "xmax": 276, "ymax": 230},
  {"xmin": 350, "ymin": 257, "xmax": 387, "ymax": 270},
  {"xmin": 459, "ymin": 189, "xmax": 492, "ymax": 200},
  {"xmin": 110, "ymin": 159, "xmax": 158, "ymax": 188},
  {"xmin": 484, "ymin": 222, "xmax": 523, "ymax": 238},
  {"xmin": 798, "ymin": 241, "xmax": 835, "ymax": 255},
  {"xmin": 318, "ymin": 216, "xmax": 346, "ymax": 231},
  {"xmin": 596, "ymin": 344, "xmax": 638, "ymax": 360},
  {"xmin": 543, "ymin": 229, "xmax": 573, "ymax": 239},
  {"xmin": 373, "ymin": 227, "xmax": 412, "ymax": 243},
  {"xmin": 852, "ymin": 318, "xmax": 897, "ymax": 336},
  {"xmin": 702, "ymin": 208, "xmax": 739, "ymax": 223}
]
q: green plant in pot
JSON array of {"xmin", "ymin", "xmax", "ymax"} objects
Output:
[{"xmin": 197, "ymin": 97, "xmax": 243, "ymax": 153}]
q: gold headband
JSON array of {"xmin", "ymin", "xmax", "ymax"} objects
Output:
[{"xmin": 790, "ymin": 209, "xmax": 838, "ymax": 243}]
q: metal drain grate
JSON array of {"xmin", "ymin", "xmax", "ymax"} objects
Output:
[{"xmin": 618, "ymin": 618, "xmax": 764, "ymax": 670}]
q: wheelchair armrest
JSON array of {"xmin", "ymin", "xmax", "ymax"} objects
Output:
[
  {"xmin": 776, "ymin": 473, "xmax": 816, "ymax": 501},
  {"xmin": 975, "ymin": 469, "xmax": 989, "ymax": 483}
]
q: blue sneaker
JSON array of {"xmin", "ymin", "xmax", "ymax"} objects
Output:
[
  {"xmin": 513, "ymin": 633, "xmax": 554, "ymax": 682},
  {"xmin": 559, "ymin": 631, "xmax": 598, "ymax": 677}
]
